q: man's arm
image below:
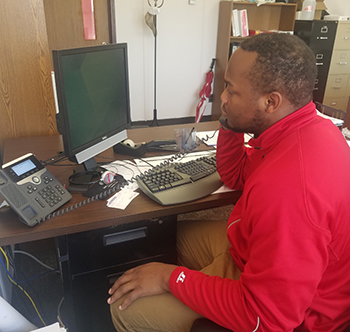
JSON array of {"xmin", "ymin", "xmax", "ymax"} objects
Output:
[{"xmin": 216, "ymin": 127, "xmax": 248, "ymax": 190}]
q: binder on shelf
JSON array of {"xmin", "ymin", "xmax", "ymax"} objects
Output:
[
  {"xmin": 231, "ymin": 10, "xmax": 235, "ymax": 36},
  {"xmin": 231, "ymin": 9, "xmax": 241, "ymax": 37}
]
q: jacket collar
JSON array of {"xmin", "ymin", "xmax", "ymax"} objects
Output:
[{"xmin": 247, "ymin": 101, "xmax": 317, "ymax": 152}]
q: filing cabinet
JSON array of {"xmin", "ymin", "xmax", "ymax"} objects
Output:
[
  {"xmin": 323, "ymin": 21, "xmax": 350, "ymax": 111},
  {"xmin": 57, "ymin": 216, "xmax": 177, "ymax": 332},
  {"xmin": 294, "ymin": 20, "xmax": 338, "ymax": 104}
]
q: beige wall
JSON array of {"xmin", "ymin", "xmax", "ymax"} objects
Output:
[
  {"xmin": 114, "ymin": 0, "xmax": 221, "ymax": 122},
  {"xmin": 325, "ymin": 0, "xmax": 350, "ymax": 16}
]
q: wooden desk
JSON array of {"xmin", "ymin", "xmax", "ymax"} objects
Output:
[
  {"xmin": 0, "ymin": 121, "xmax": 241, "ymax": 246},
  {"xmin": 1, "ymin": 121, "xmax": 242, "ymax": 332}
]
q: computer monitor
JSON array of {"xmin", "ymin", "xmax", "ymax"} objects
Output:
[{"xmin": 52, "ymin": 43, "xmax": 131, "ymax": 172}]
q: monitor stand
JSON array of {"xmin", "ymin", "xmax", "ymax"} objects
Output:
[{"xmin": 67, "ymin": 158, "xmax": 106, "ymax": 192}]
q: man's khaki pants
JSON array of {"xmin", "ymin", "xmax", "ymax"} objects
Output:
[{"xmin": 110, "ymin": 219, "xmax": 241, "ymax": 332}]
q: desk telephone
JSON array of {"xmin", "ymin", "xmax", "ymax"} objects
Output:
[{"xmin": 0, "ymin": 153, "xmax": 72, "ymax": 227}]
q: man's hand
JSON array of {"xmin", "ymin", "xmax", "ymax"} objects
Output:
[{"xmin": 107, "ymin": 262, "xmax": 177, "ymax": 310}]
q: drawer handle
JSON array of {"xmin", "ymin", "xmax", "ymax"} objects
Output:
[
  {"xmin": 103, "ymin": 227, "xmax": 148, "ymax": 246},
  {"xmin": 344, "ymin": 37, "xmax": 350, "ymax": 40},
  {"xmin": 338, "ymin": 62, "xmax": 348, "ymax": 65},
  {"xmin": 331, "ymin": 102, "xmax": 337, "ymax": 106},
  {"xmin": 319, "ymin": 37, "xmax": 328, "ymax": 40},
  {"xmin": 316, "ymin": 62, "xmax": 324, "ymax": 66},
  {"xmin": 107, "ymin": 272, "xmax": 125, "ymax": 285},
  {"xmin": 332, "ymin": 87, "xmax": 341, "ymax": 89}
]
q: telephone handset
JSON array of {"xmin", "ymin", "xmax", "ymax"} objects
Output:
[
  {"xmin": 0, "ymin": 153, "xmax": 72, "ymax": 227},
  {"xmin": 219, "ymin": 115, "xmax": 236, "ymax": 131}
]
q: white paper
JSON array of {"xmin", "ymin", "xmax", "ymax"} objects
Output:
[
  {"xmin": 30, "ymin": 322, "xmax": 66, "ymax": 332},
  {"xmin": 107, "ymin": 187, "xmax": 139, "ymax": 210},
  {"xmin": 0, "ymin": 295, "xmax": 37, "ymax": 332},
  {"xmin": 196, "ymin": 131, "xmax": 219, "ymax": 146},
  {"xmin": 102, "ymin": 159, "xmax": 141, "ymax": 182},
  {"xmin": 0, "ymin": 200, "xmax": 9, "ymax": 209}
]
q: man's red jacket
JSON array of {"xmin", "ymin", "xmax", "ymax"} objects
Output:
[{"xmin": 169, "ymin": 102, "xmax": 350, "ymax": 331}]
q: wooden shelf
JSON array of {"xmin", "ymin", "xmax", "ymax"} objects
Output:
[{"xmin": 231, "ymin": 2, "xmax": 296, "ymax": 32}]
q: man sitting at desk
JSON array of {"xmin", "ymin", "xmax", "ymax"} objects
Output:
[{"xmin": 107, "ymin": 33, "xmax": 350, "ymax": 331}]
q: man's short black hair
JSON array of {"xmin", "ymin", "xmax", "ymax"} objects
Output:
[{"xmin": 240, "ymin": 33, "xmax": 317, "ymax": 109}]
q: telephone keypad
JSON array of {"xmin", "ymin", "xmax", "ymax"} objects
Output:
[
  {"xmin": 36, "ymin": 181, "xmax": 66, "ymax": 209},
  {"xmin": 44, "ymin": 176, "xmax": 53, "ymax": 184}
]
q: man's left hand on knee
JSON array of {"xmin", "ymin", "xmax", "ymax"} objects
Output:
[{"xmin": 107, "ymin": 262, "xmax": 177, "ymax": 310}]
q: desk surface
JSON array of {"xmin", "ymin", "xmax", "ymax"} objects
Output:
[{"xmin": 0, "ymin": 121, "xmax": 241, "ymax": 246}]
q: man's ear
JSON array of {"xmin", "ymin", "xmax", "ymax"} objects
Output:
[{"xmin": 263, "ymin": 91, "xmax": 283, "ymax": 114}]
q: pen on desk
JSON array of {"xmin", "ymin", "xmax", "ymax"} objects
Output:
[{"xmin": 184, "ymin": 127, "xmax": 195, "ymax": 146}]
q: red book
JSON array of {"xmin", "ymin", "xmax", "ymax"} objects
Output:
[{"xmin": 239, "ymin": 9, "xmax": 249, "ymax": 37}]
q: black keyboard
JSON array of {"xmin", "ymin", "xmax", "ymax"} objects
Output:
[{"xmin": 136, "ymin": 154, "xmax": 222, "ymax": 205}]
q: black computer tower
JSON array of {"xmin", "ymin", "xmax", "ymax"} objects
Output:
[{"xmin": 57, "ymin": 216, "xmax": 177, "ymax": 332}]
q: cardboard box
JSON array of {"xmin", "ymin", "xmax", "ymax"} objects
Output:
[{"xmin": 315, "ymin": 1, "xmax": 327, "ymax": 20}]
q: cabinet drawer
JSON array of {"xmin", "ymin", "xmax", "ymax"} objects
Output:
[
  {"xmin": 294, "ymin": 20, "xmax": 337, "ymax": 49},
  {"xmin": 310, "ymin": 21, "xmax": 338, "ymax": 49},
  {"xmin": 57, "ymin": 215, "xmax": 177, "ymax": 275},
  {"xmin": 325, "ymin": 74, "xmax": 350, "ymax": 98},
  {"xmin": 313, "ymin": 74, "xmax": 327, "ymax": 102},
  {"xmin": 65, "ymin": 253, "xmax": 177, "ymax": 332},
  {"xmin": 334, "ymin": 22, "xmax": 350, "ymax": 50},
  {"xmin": 322, "ymin": 96, "xmax": 347, "ymax": 111},
  {"xmin": 313, "ymin": 49, "xmax": 333, "ymax": 75},
  {"xmin": 328, "ymin": 50, "xmax": 350, "ymax": 75}
]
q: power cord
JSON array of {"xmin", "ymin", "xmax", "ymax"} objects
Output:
[
  {"xmin": 40, "ymin": 152, "xmax": 67, "ymax": 167},
  {"xmin": 0, "ymin": 246, "xmax": 47, "ymax": 326}
]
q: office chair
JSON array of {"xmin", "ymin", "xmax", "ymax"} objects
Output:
[{"xmin": 314, "ymin": 101, "xmax": 346, "ymax": 122}]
